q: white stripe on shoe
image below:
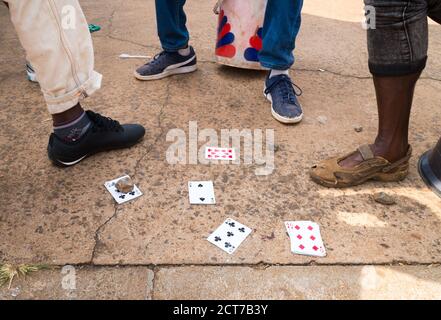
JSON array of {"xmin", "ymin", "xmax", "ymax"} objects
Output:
[
  {"xmin": 134, "ymin": 55, "xmax": 197, "ymax": 81},
  {"xmin": 57, "ymin": 154, "xmax": 88, "ymax": 166}
]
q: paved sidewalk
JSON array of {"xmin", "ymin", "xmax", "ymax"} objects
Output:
[{"xmin": 1, "ymin": 0, "xmax": 441, "ymax": 299}]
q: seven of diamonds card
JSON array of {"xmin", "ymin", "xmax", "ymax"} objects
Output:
[
  {"xmin": 285, "ymin": 221, "xmax": 326, "ymax": 257},
  {"xmin": 207, "ymin": 218, "xmax": 252, "ymax": 254},
  {"xmin": 205, "ymin": 147, "xmax": 236, "ymax": 161},
  {"xmin": 188, "ymin": 181, "xmax": 216, "ymax": 205},
  {"xmin": 104, "ymin": 175, "xmax": 142, "ymax": 204}
]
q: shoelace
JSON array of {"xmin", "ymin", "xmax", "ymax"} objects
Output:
[
  {"xmin": 146, "ymin": 51, "xmax": 167, "ymax": 66},
  {"xmin": 264, "ymin": 75, "xmax": 302, "ymax": 104},
  {"xmin": 87, "ymin": 111, "xmax": 123, "ymax": 132}
]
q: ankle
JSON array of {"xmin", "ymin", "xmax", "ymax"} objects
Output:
[
  {"xmin": 53, "ymin": 110, "xmax": 91, "ymax": 142},
  {"xmin": 372, "ymin": 140, "xmax": 409, "ymax": 162},
  {"xmin": 52, "ymin": 103, "xmax": 84, "ymax": 126},
  {"xmin": 269, "ymin": 69, "xmax": 289, "ymax": 78},
  {"xmin": 178, "ymin": 46, "xmax": 191, "ymax": 56}
]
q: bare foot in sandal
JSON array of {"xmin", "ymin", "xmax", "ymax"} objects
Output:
[
  {"xmin": 310, "ymin": 144, "xmax": 412, "ymax": 188},
  {"xmin": 338, "ymin": 141, "xmax": 410, "ymax": 168},
  {"xmin": 310, "ymin": 68, "xmax": 422, "ymax": 187}
]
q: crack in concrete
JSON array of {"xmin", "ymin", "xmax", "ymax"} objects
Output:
[
  {"xmin": 105, "ymin": 35, "xmax": 160, "ymax": 51},
  {"xmin": 131, "ymin": 79, "xmax": 171, "ymax": 184},
  {"xmin": 102, "ymin": 4, "xmax": 161, "ymax": 52},
  {"xmin": 89, "ymin": 80, "xmax": 172, "ymax": 264},
  {"xmin": 133, "ymin": 80, "xmax": 171, "ymax": 178},
  {"xmin": 100, "ymin": 29, "xmax": 441, "ymax": 83},
  {"xmin": 106, "ymin": 7, "xmax": 116, "ymax": 38},
  {"xmin": 421, "ymin": 76, "xmax": 441, "ymax": 82},
  {"xmin": 151, "ymin": 266, "xmax": 160, "ymax": 300},
  {"xmin": 197, "ymin": 59, "xmax": 441, "ymax": 82},
  {"xmin": 293, "ymin": 67, "xmax": 372, "ymax": 80},
  {"xmin": 56, "ymin": 261, "xmax": 441, "ymax": 268},
  {"xmin": 90, "ymin": 203, "xmax": 119, "ymax": 264},
  {"xmin": 96, "ymin": 2, "xmax": 159, "ymax": 51}
]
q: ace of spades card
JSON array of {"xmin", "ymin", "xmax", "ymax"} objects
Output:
[
  {"xmin": 188, "ymin": 181, "xmax": 216, "ymax": 205},
  {"xmin": 104, "ymin": 175, "xmax": 142, "ymax": 205},
  {"xmin": 207, "ymin": 218, "xmax": 252, "ymax": 254}
]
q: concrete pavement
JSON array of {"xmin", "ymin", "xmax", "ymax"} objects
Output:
[{"xmin": 1, "ymin": 0, "xmax": 441, "ymax": 299}]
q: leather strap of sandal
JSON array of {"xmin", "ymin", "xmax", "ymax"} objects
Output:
[
  {"xmin": 357, "ymin": 144, "xmax": 374, "ymax": 160},
  {"xmin": 381, "ymin": 146, "xmax": 413, "ymax": 173}
]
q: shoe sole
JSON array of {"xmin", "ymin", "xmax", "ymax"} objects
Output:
[
  {"xmin": 48, "ymin": 138, "xmax": 144, "ymax": 168},
  {"xmin": 263, "ymin": 89, "xmax": 303, "ymax": 124},
  {"xmin": 310, "ymin": 164, "xmax": 409, "ymax": 188},
  {"xmin": 55, "ymin": 155, "xmax": 88, "ymax": 167},
  {"xmin": 134, "ymin": 56, "xmax": 198, "ymax": 81}
]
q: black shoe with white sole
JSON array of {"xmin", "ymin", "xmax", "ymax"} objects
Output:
[
  {"xmin": 47, "ymin": 110, "xmax": 145, "ymax": 167},
  {"xmin": 134, "ymin": 47, "xmax": 197, "ymax": 81},
  {"xmin": 264, "ymin": 73, "xmax": 303, "ymax": 124}
]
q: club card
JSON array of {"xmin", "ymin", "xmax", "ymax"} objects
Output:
[
  {"xmin": 205, "ymin": 147, "xmax": 236, "ymax": 161},
  {"xmin": 188, "ymin": 181, "xmax": 216, "ymax": 205},
  {"xmin": 207, "ymin": 218, "xmax": 252, "ymax": 254},
  {"xmin": 104, "ymin": 175, "xmax": 142, "ymax": 204},
  {"xmin": 285, "ymin": 221, "xmax": 326, "ymax": 257}
]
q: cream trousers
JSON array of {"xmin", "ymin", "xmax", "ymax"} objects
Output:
[{"xmin": 5, "ymin": 0, "xmax": 102, "ymax": 114}]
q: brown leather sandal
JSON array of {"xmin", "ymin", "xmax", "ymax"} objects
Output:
[{"xmin": 310, "ymin": 145, "xmax": 412, "ymax": 188}]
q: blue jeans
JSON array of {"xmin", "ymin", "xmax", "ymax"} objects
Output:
[{"xmin": 155, "ymin": 0, "xmax": 303, "ymax": 70}]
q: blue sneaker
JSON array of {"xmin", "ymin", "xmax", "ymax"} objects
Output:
[
  {"xmin": 134, "ymin": 47, "xmax": 197, "ymax": 81},
  {"xmin": 264, "ymin": 73, "xmax": 303, "ymax": 124}
]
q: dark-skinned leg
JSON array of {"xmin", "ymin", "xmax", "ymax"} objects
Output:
[
  {"xmin": 339, "ymin": 71, "xmax": 421, "ymax": 168},
  {"xmin": 309, "ymin": 1, "xmax": 429, "ymax": 187},
  {"xmin": 338, "ymin": 0, "xmax": 429, "ymax": 167},
  {"xmin": 52, "ymin": 102, "xmax": 84, "ymax": 126}
]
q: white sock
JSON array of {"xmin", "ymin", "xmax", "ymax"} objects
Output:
[
  {"xmin": 270, "ymin": 69, "xmax": 289, "ymax": 78},
  {"xmin": 178, "ymin": 47, "xmax": 191, "ymax": 56}
]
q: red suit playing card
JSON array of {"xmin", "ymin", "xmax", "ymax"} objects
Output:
[
  {"xmin": 285, "ymin": 221, "xmax": 327, "ymax": 257},
  {"xmin": 205, "ymin": 147, "xmax": 236, "ymax": 161}
]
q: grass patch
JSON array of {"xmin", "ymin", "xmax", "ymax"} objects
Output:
[{"xmin": 0, "ymin": 264, "xmax": 49, "ymax": 289}]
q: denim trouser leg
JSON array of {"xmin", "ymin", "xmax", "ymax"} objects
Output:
[
  {"xmin": 365, "ymin": 0, "xmax": 441, "ymax": 76},
  {"xmin": 155, "ymin": 0, "xmax": 189, "ymax": 52},
  {"xmin": 259, "ymin": 0, "xmax": 304, "ymax": 70}
]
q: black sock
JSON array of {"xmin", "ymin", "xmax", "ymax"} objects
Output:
[{"xmin": 53, "ymin": 111, "xmax": 91, "ymax": 142}]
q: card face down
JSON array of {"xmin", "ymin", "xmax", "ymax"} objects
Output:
[
  {"xmin": 207, "ymin": 218, "xmax": 252, "ymax": 254},
  {"xmin": 188, "ymin": 181, "xmax": 216, "ymax": 205},
  {"xmin": 285, "ymin": 221, "xmax": 326, "ymax": 257},
  {"xmin": 104, "ymin": 175, "xmax": 142, "ymax": 204},
  {"xmin": 205, "ymin": 147, "xmax": 236, "ymax": 161}
]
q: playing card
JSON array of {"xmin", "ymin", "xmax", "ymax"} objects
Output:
[
  {"xmin": 205, "ymin": 147, "xmax": 236, "ymax": 161},
  {"xmin": 285, "ymin": 221, "xmax": 326, "ymax": 257},
  {"xmin": 188, "ymin": 181, "xmax": 216, "ymax": 205},
  {"xmin": 104, "ymin": 175, "xmax": 142, "ymax": 204},
  {"xmin": 207, "ymin": 218, "xmax": 252, "ymax": 254}
]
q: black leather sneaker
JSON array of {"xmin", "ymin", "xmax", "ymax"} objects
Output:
[
  {"xmin": 134, "ymin": 47, "xmax": 197, "ymax": 81},
  {"xmin": 47, "ymin": 110, "xmax": 145, "ymax": 167}
]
